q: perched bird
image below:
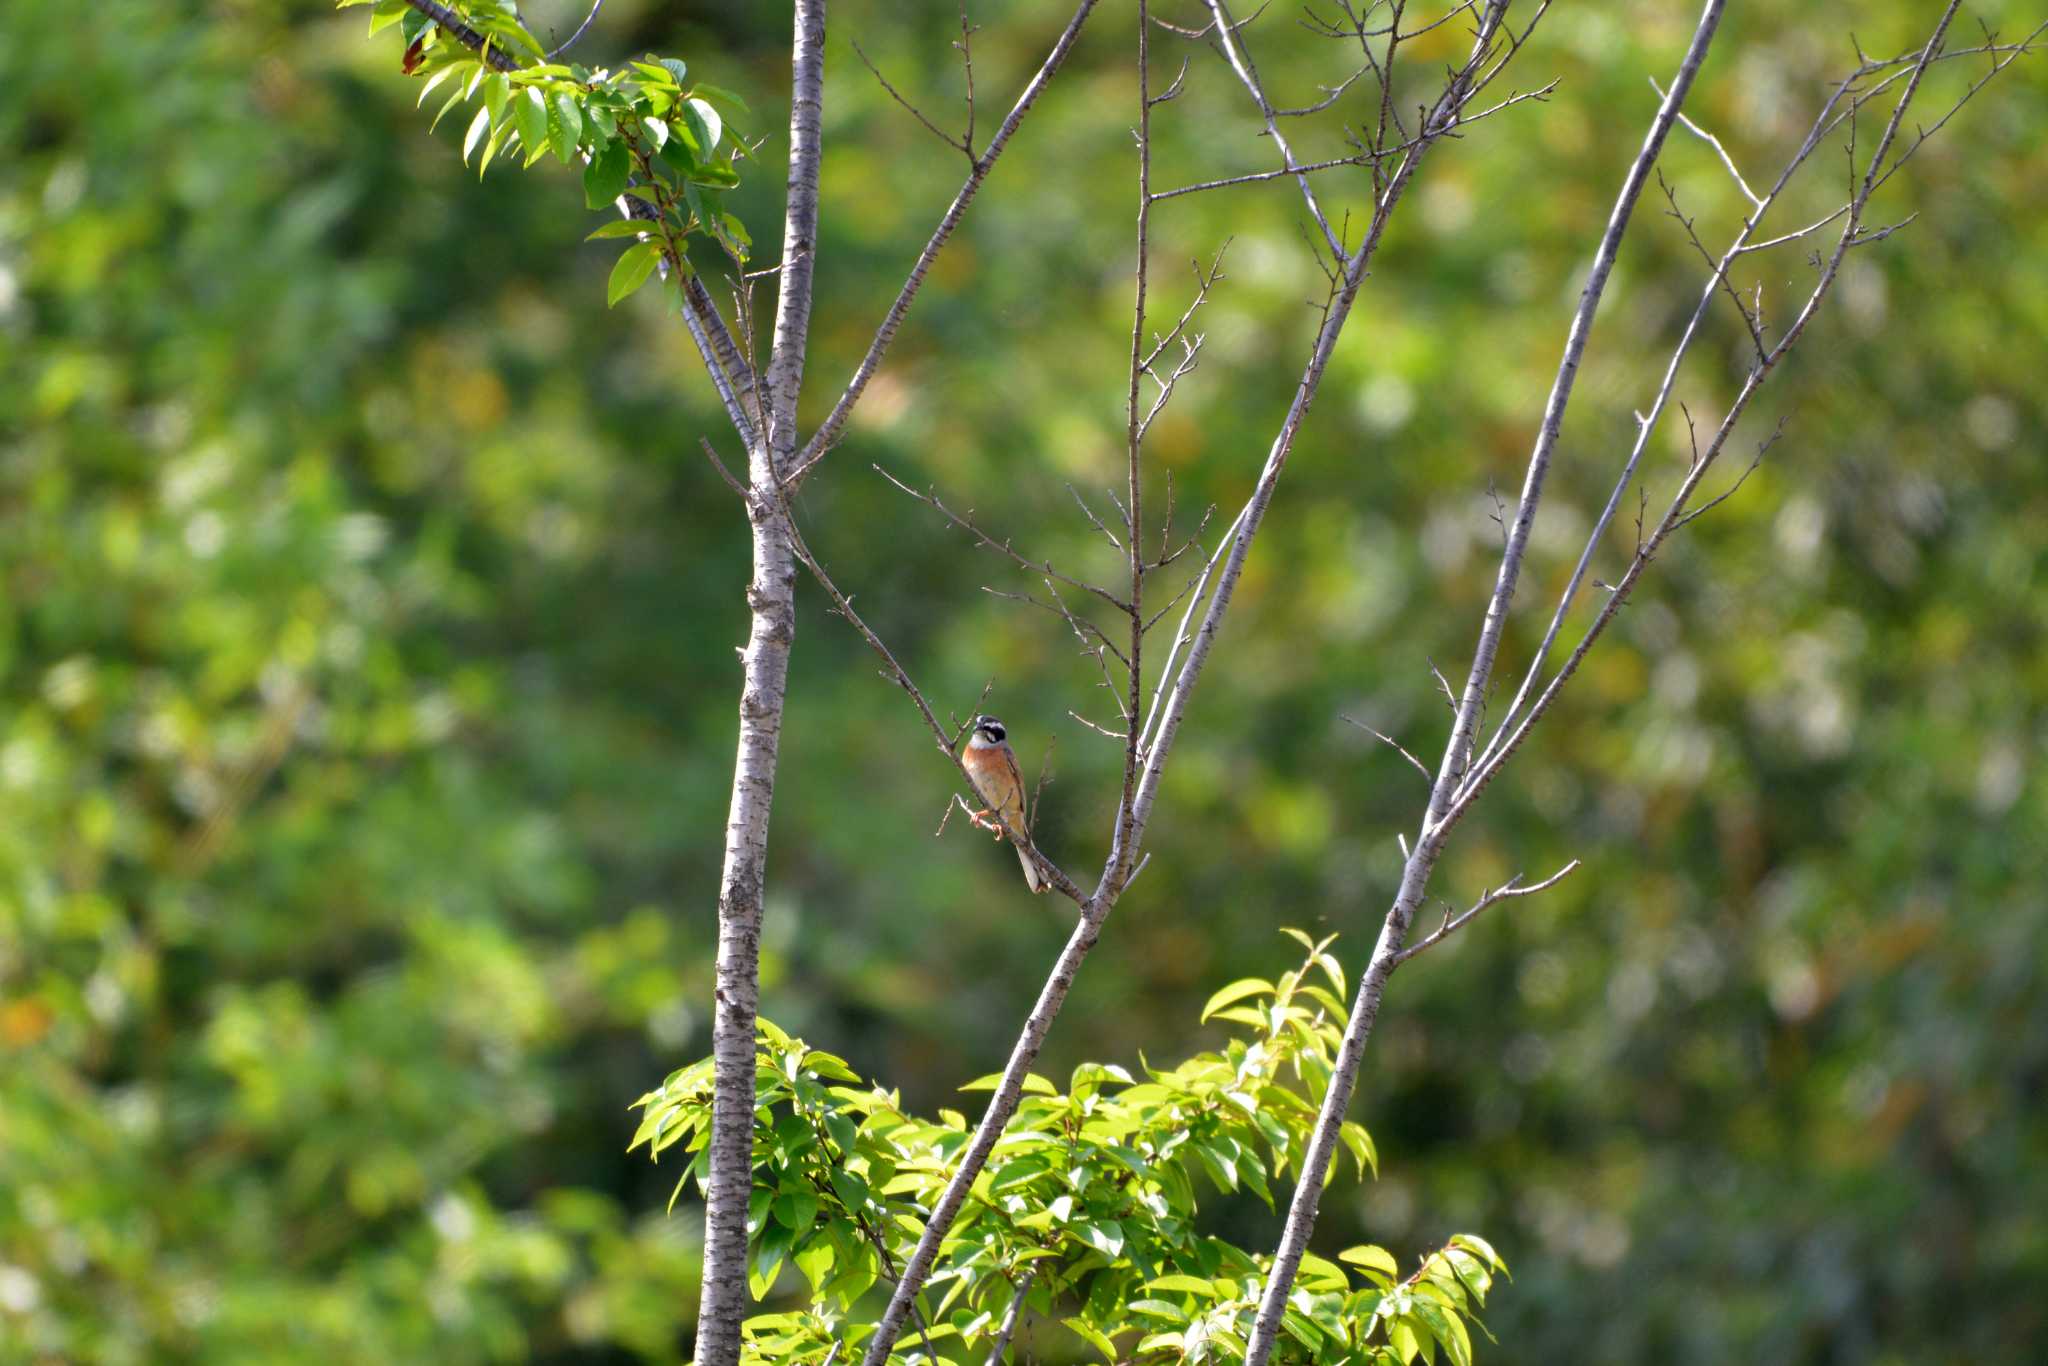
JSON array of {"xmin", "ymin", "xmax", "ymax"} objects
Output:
[{"xmin": 962, "ymin": 714, "xmax": 1045, "ymax": 893}]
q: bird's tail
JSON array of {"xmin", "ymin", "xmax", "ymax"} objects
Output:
[{"xmin": 1015, "ymin": 841, "xmax": 1045, "ymax": 893}]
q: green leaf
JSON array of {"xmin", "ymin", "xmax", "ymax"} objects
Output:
[
  {"xmin": 802, "ymin": 1056, "xmax": 860, "ymax": 1081},
  {"xmin": 748, "ymin": 1225, "xmax": 790, "ymax": 1301},
  {"xmin": 1145, "ymin": 1273, "xmax": 1218, "ymax": 1295},
  {"xmin": 988, "ymin": 1155, "xmax": 1052, "ymax": 1192},
  {"xmin": 484, "ymin": 72, "xmax": 511, "ymax": 126},
  {"xmin": 641, "ymin": 115, "xmax": 670, "ymax": 152},
  {"xmin": 823, "ymin": 1232, "xmax": 878, "ymax": 1306},
  {"xmin": 1128, "ymin": 1299, "xmax": 1189, "ymax": 1323},
  {"xmin": 1074, "ymin": 1219, "xmax": 1125, "ymax": 1259},
  {"xmin": 428, "ymin": 81, "xmax": 467, "ymax": 133},
  {"xmin": 1448, "ymin": 1233, "xmax": 1506, "ymax": 1273},
  {"xmin": 1410, "ymin": 1301, "xmax": 1462, "ymax": 1366},
  {"xmin": 461, "ymin": 106, "xmax": 492, "ymax": 165},
  {"xmin": 771, "ymin": 1190, "xmax": 820, "ymax": 1236},
  {"xmin": 1193, "ymin": 1142, "xmax": 1238, "ymax": 1193},
  {"xmin": 1298, "ymin": 1250, "xmax": 1350, "ymax": 1294},
  {"xmin": 1340, "ymin": 1244, "xmax": 1401, "ymax": 1283},
  {"xmin": 478, "ymin": 121, "xmax": 513, "ymax": 176},
  {"xmin": 794, "ymin": 1238, "xmax": 835, "ymax": 1299},
  {"xmin": 683, "ymin": 97, "xmax": 723, "ymax": 153},
  {"xmin": 605, "ymin": 241, "xmax": 661, "ymax": 307},
  {"xmin": 585, "ymin": 219, "xmax": 649, "ymax": 241},
  {"xmin": 688, "ymin": 160, "xmax": 741, "ymax": 190},
  {"xmin": 719, "ymin": 213, "xmax": 752, "ymax": 258},
  {"xmin": 1201, "ymin": 977, "xmax": 1274, "ymax": 1022},
  {"xmin": 514, "ymin": 87, "xmax": 549, "ymax": 164},
  {"xmin": 659, "ymin": 57, "xmax": 690, "ymax": 87},
  {"xmin": 583, "ymin": 138, "xmax": 631, "ymax": 208},
  {"xmin": 827, "ymin": 1168, "xmax": 869, "ymax": 1213},
  {"xmin": 959, "ymin": 1071, "xmax": 1057, "ymax": 1096},
  {"xmin": 1064, "ymin": 1318, "xmax": 1119, "ymax": 1364},
  {"xmin": 549, "ymin": 90, "xmax": 583, "ymax": 164},
  {"xmin": 1388, "ymin": 1315, "xmax": 1425, "ymax": 1365},
  {"xmin": 691, "ymin": 81, "xmax": 753, "ymax": 115},
  {"xmin": 1340, "ymin": 1120, "xmax": 1379, "ymax": 1179},
  {"xmin": 1280, "ymin": 1308, "xmax": 1326, "ymax": 1351},
  {"xmin": 1436, "ymin": 1307, "xmax": 1474, "ymax": 1366}
]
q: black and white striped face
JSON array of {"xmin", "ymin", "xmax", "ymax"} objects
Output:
[{"xmin": 970, "ymin": 715, "xmax": 1007, "ymax": 749}]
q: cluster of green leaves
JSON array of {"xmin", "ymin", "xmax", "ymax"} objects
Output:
[
  {"xmin": 633, "ymin": 934, "xmax": 1506, "ymax": 1366},
  {"xmin": 341, "ymin": 0, "xmax": 750, "ymax": 305}
]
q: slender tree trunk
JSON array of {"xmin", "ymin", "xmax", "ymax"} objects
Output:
[
  {"xmin": 694, "ymin": 488, "xmax": 798, "ymax": 1365},
  {"xmin": 695, "ymin": 6, "xmax": 826, "ymax": 1362}
]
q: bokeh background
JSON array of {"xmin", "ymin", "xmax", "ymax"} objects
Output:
[{"xmin": 3, "ymin": 0, "xmax": 2044, "ymax": 1361}]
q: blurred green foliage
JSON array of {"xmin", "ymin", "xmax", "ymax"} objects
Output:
[{"xmin": 1, "ymin": 0, "xmax": 2043, "ymax": 1362}]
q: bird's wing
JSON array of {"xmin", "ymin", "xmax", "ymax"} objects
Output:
[{"xmin": 996, "ymin": 744, "xmax": 1029, "ymax": 829}]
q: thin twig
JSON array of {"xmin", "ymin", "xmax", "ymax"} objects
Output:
[
  {"xmin": 699, "ymin": 437, "xmax": 751, "ymax": 501},
  {"xmin": 851, "ymin": 37, "xmax": 973, "ymax": 155},
  {"xmin": 1203, "ymin": 0, "xmax": 1347, "ymax": 262},
  {"xmin": 877, "ymin": 466, "xmax": 1133, "ymax": 613},
  {"xmin": 543, "ymin": 0, "xmax": 604, "ymax": 60},
  {"xmin": 1340, "ymin": 714, "xmax": 1432, "ymax": 787},
  {"xmin": 1389, "ymin": 860, "xmax": 1581, "ymax": 965},
  {"xmin": 771, "ymin": 489, "xmax": 1087, "ymax": 907},
  {"xmin": 792, "ymin": 0, "xmax": 1101, "ymax": 481},
  {"xmin": 984, "ymin": 1269, "xmax": 1038, "ymax": 1366},
  {"xmin": 1652, "ymin": 74, "xmax": 1763, "ymax": 209}
]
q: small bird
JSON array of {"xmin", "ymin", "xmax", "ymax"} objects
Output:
[{"xmin": 961, "ymin": 714, "xmax": 1045, "ymax": 893}]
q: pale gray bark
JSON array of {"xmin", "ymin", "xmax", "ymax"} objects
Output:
[
  {"xmin": 855, "ymin": 9, "xmax": 1527, "ymax": 1364},
  {"xmin": 793, "ymin": 0, "xmax": 1100, "ymax": 482},
  {"xmin": 691, "ymin": 5, "xmax": 826, "ymax": 1364},
  {"xmin": 1234, "ymin": 5, "xmax": 2033, "ymax": 1361}
]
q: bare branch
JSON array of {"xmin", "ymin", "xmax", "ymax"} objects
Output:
[
  {"xmin": 1457, "ymin": 3, "xmax": 1975, "ymax": 830},
  {"xmin": 1869, "ymin": 19, "xmax": 2048, "ymax": 195},
  {"xmin": 851, "ymin": 37, "xmax": 973, "ymax": 156},
  {"xmin": 1139, "ymin": 245, "xmax": 1231, "ymax": 373},
  {"xmin": 1660, "ymin": 171, "xmax": 1766, "ymax": 360},
  {"xmin": 792, "ymin": 0, "xmax": 1101, "ymax": 481},
  {"xmin": 1652, "ymin": 73, "xmax": 1763, "ymax": 210},
  {"xmin": 1202, "ymin": 0, "xmax": 1348, "ymax": 262},
  {"xmin": 1068, "ymin": 484, "xmax": 1126, "ymax": 550},
  {"xmin": 1429, "ymin": 659, "xmax": 1457, "ymax": 715},
  {"xmin": 1340, "ymin": 714, "xmax": 1432, "ymax": 787},
  {"xmin": 1151, "ymin": 159, "xmax": 1402, "ymax": 209},
  {"xmin": 773, "ymin": 502, "xmax": 1088, "ymax": 907},
  {"xmin": 1116, "ymin": 0, "xmax": 1160, "ymax": 872},
  {"xmin": 959, "ymin": 3, "xmax": 981, "ymax": 155},
  {"xmin": 543, "ymin": 0, "xmax": 604, "ymax": 60},
  {"xmin": 877, "ymin": 465, "xmax": 1133, "ymax": 613},
  {"xmin": 980, "ymin": 584, "xmax": 1133, "ymax": 674},
  {"xmin": 1272, "ymin": 62, "xmax": 1372, "ymax": 117},
  {"xmin": 1389, "ymin": 860, "xmax": 1581, "ymax": 966},
  {"xmin": 1474, "ymin": 3, "xmax": 2020, "ymax": 784},
  {"xmin": 1425, "ymin": 1, "xmax": 1724, "ymax": 833},
  {"xmin": 984, "ymin": 1269, "xmax": 1038, "ymax": 1366},
  {"xmin": 863, "ymin": 12, "xmax": 1525, "ymax": 1365},
  {"xmin": 1067, "ymin": 710, "xmax": 1130, "ymax": 742},
  {"xmin": 1240, "ymin": 5, "xmax": 1720, "ymax": 1359},
  {"xmin": 698, "ymin": 438, "xmax": 751, "ymax": 502},
  {"xmin": 761, "ymin": 0, "xmax": 828, "ymax": 470},
  {"xmin": 1672, "ymin": 416, "xmax": 1783, "ymax": 530}
]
